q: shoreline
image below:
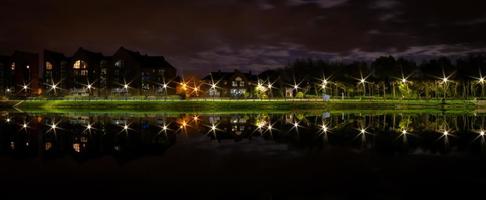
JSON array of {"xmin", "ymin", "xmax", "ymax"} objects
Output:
[{"xmin": 0, "ymin": 98, "xmax": 479, "ymax": 113}]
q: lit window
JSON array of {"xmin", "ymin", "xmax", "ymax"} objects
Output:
[
  {"xmin": 73, "ymin": 143, "xmax": 81, "ymax": 152},
  {"xmin": 11, "ymin": 62, "xmax": 15, "ymax": 70},
  {"xmin": 46, "ymin": 62, "xmax": 53, "ymax": 70},
  {"xmin": 240, "ymin": 81, "xmax": 245, "ymax": 87},
  {"xmin": 73, "ymin": 60, "xmax": 87, "ymax": 69},
  {"xmin": 115, "ymin": 60, "xmax": 123, "ymax": 67},
  {"xmin": 232, "ymin": 81, "xmax": 237, "ymax": 86}
]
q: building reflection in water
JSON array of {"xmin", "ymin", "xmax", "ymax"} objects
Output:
[{"xmin": 1, "ymin": 112, "xmax": 486, "ymax": 161}]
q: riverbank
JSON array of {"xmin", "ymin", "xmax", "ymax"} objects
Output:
[{"xmin": 0, "ymin": 98, "xmax": 478, "ymax": 113}]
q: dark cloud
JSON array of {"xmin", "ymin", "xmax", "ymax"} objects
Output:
[{"xmin": 0, "ymin": 0, "xmax": 485, "ymax": 75}]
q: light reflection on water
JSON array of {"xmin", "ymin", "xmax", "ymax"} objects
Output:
[{"xmin": 1, "ymin": 112, "xmax": 486, "ymax": 160}]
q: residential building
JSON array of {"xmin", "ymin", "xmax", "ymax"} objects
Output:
[{"xmin": 202, "ymin": 70, "xmax": 257, "ymax": 98}]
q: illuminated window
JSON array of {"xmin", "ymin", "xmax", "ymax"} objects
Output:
[
  {"xmin": 232, "ymin": 81, "xmax": 237, "ymax": 86},
  {"xmin": 73, "ymin": 60, "xmax": 87, "ymax": 69},
  {"xmin": 240, "ymin": 81, "xmax": 245, "ymax": 87},
  {"xmin": 73, "ymin": 143, "xmax": 81, "ymax": 152},
  {"xmin": 46, "ymin": 62, "xmax": 53, "ymax": 70},
  {"xmin": 11, "ymin": 62, "xmax": 15, "ymax": 70},
  {"xmin": 115, "ymin": 60, "xmax": 123, "ymax": 67}
]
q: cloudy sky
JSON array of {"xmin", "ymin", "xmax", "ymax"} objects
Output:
[{"xmin": 1, "ymin": 0, "xmax": 485, "ymax": 75}]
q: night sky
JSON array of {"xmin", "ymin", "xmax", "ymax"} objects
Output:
[{"xmin": 1, "ymin": 0, "xmax": 486, "ymax": 75}]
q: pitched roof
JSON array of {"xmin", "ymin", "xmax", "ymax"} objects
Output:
[
  {"xmin": 202, "ymin": 70, "xmax": 257, "ymax": 81},
  {"xmin": 73, "ymin": 47, "xmax": 104, "ymax": 60},
  {"xmin": 44, "ymin": 50, "xmax": 67, "ymax": 61},
  {"xmin": 117, "ymin": 47, "xmax": 175, "ymax": 70}
]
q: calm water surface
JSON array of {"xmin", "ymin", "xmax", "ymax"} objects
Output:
[{"xmin": 1, "ymin": 111, "xmax": 486, "ymax": 199}]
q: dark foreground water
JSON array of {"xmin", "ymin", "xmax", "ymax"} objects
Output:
[{"xmin": 1, "ymin": 111, "xmax": 486, "ymax": 199}]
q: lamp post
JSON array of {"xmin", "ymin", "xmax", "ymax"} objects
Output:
[
  {"xmin": 22, "ymin": 84, "xmax": 29, "ymax": 98},
  {"xmin": 401, "ymin": 78, "xmax": 408, "ymax": 100},
  {"xmin": 5, "ymin": 88, "xmax": 11, "ymax": 98},
  {"xmin": 86, "ymin": 83, "xmax": 93, "ymax": 101},
  {"xmin": 479, "ymin": 77, "xmax": 485, "ymax": 98},
  {"xmin": 210, "ymin": 83, "xmax": 217, "ymax": 101},
  {"xmin": 124, "ymin": 83, "xmax": 129, "ymax": 100},
  {"xmin": 442, "ymin": 77, "xmax": 449, "ymax": 100},
  {"xmin": 359, "ymin": 78, "xmax": 366, "ymax": 97},
  {"xmin": 162, "ymin": 83, "xmax": 168, "ymax": 100}
]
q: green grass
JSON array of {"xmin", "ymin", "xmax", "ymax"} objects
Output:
[{"xmin": 2, "ymin": 98, "xmax": 477, "ymax": 115}]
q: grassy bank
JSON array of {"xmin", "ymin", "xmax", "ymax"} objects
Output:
[{"xmin": 1, "ymin": 98, "xmax": 476, "ymax": 113}]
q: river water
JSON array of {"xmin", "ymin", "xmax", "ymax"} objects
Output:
[{"xmin": 1, "ymin": 111, "xmax": 485, "ymax": 199}]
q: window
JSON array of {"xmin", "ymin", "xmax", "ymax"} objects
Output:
[
  {"xmin": 232, "ymin": 81, "xmax": 237, "ymax": 87},
  {"xmin": 115, "ymin": 60, "xmax": 123, "ymax": 67},
  {"xmin": 11, "ymin": 62, "xmax": 15, "ymax": 70},
  {"xmin": 240, "ymin": 81, "xmax": 245, "ymax": 87},
  {"xmin": 45, "ymin": 62, "xmax": 53, "ymax": 70},
  {"xmin": 73, "ymin": 143, "xmax": 81, "ymax": 153},
  {"xmin": 73, "ymin": 60, "xmax": 87, "ymax": 69}
]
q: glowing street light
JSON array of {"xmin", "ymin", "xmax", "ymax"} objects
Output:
[
  {"xmin": 322, "ymin": 125, "xmax": 328, "ymax": 133},
  {"xmin": 124, "ymin": 84, "xmax": 129, "ymax": 89},
  {"xmin": 159, "ymin": 122, "xmax": 171, "ymax": 135},
  {"xmin": 480, "ymin": 130, "xmax": 485, "ymax": 136},
  {"xmin": 290, "ymin": 121, "xmax": 301, "ymax": 133},
  {"xmin": 46, "ymin": 121, "xmax": 61, "ymax": 134},
  {"xmin": 6, "ymin": 118, "xmax": 11, "ymax": 123},
  {"xmin": 442, "ymin": 77, "xmax": 448, "ymax": 83},
  {"xmin": 181, "ymin": 82, "xmax": 187, "ymax": 90},
  {"xmin": 319, "ymin": 123, "xmax": 330, "ymax": 135},
  {"xmin": 401, "ymin": 78, "xmax": 407, "ymax": 83},
  {"xmin": 293, "ymin": 122, "xmax": 299, "ymax": 128}
]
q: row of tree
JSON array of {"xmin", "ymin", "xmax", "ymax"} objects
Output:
[{"xmin": 258, "ymin": 53, "xmax": 486, "ymax": 99}]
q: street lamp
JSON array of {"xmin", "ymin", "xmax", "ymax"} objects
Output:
[
  {"xmin": 21, "ymin": 84, "xmax": 30, "ymax": 97},
  {"xmin": 122, "ymin": 82, "xmax": 130, "ymax": 100},
  {"xmin": 441, "ymin": 76, "xmax": 449, "ymax": 99},
  {"xmin": 478, "ymin": 75, "xmax": 485, "ymax": 98},
  {"xmin": 358, "ymin": 78, "xmax": 366, "ymax": 97}
]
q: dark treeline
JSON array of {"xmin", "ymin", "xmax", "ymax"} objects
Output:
[{"xmin": 259, "ymin": 53, "xmax": 486, "ymax": 99}]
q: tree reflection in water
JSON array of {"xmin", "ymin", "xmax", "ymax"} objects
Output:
[{"xmin": 1, "ymin": 112, "xmax": 486, "ymax": 160}]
